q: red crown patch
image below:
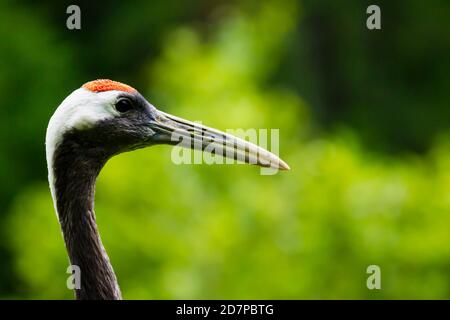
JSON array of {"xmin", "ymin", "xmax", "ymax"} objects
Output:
[{"xmin": 82, "ymin": 79, "xmax": 136, "ymax": 93}]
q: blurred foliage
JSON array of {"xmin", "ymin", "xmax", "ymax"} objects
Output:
[{"xmin": 1, "ymin": 0, "xmax": 449, "ymax": 299}]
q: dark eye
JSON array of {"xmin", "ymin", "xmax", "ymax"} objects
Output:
[{"xmin": 115, "ymin": 98, "xmax": 133, "ymax": 113}]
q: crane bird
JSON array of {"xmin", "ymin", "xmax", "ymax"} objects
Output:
[{"xmin": 46, "ymin": 79, "xmax": 290, "ymax": 300}]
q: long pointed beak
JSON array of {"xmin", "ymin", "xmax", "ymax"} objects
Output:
[{"xmin": 147, "ymin": 110, "xmax": 290, "ymax": 171}]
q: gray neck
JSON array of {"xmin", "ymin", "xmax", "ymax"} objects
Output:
[{"xmin": 51, "ymin": 132, "xmax": 122, "ymax": 300}]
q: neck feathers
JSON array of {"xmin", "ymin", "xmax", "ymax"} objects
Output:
[{"xmin": 50, "ymin": 130, "xmax": 121, "ymax": 300}]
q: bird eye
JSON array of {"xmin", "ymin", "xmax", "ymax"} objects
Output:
[{"xmin": 115, "ymin": 98, "xmax": 133, "ymax": 113}]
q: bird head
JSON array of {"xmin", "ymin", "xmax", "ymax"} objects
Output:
[{"xmin": 46, "ymin": 79, "xmax": 290, "ymax": 174}]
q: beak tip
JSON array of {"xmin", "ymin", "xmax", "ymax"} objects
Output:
[
  {"xmin": 280, "ymin": 163, "xmax": 291, "ymax": 171},
  {"xmin": 276, "ymin": 159, "xmax": 290, "ymax": 171}
]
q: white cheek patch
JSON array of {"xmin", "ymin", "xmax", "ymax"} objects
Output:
[
  {"xmin": 53, "ymin": 88, "xmax": 120, "ymax": 132},
  {"xmin": 45, "ymin": 88, "xmax": 121, "ymax": 210},
  {"xmin": 69, "ymin": 100, "xmax": 117, "ymax": 130}
]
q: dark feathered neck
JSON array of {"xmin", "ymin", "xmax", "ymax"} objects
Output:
[{"xmin": 52, "ymin": 130, "xmax": 121, "ymax": 300}]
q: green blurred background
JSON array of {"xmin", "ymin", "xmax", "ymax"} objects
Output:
[{"xmin": 0, "ymin": 0, "xmax": 449, "ymax": 299}]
